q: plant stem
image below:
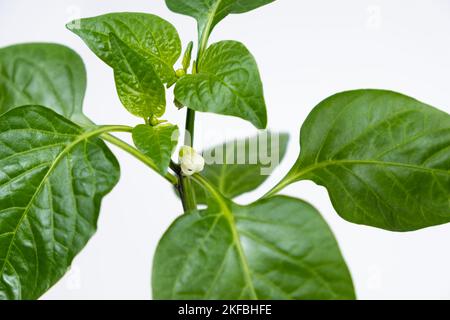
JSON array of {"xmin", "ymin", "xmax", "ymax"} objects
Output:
[
  {"xmin": 170, "ymin": 160, "xmax": 198, "ymax": 212},
  {"xmin": 184, "ymin": 109, "xmax": 196, "ymax": 146},
  {"xmin": 262, "ymin": 163, "xmax": 303, "ymax": 199},
  {"xmin": 179, "ymin": 174, "xmax": 197, "ymax": 212},
  {"xmin": 191, "ymin": 174, "xmax": 220, "ymax": 200},
  {"xmin": 178, "ymin": 109, "xmax": 197, "ymax": 212},
  {"xmin": 101, "ymin": 133, "xmax": 178, "ymax": 185},
  {"xmin": 178, "ymin": 22, "xmax": 214, "ymax": 212},
  {"xmin": 178, "ymin": 23, "xmax": 211, "ymax": 212},
  {"xmin": 169, "ymin": 161, "xmax": 196, "ymax": 212},
  {"xmin": 262, "ymin": 175, "xmax": 295, "ymax": 199}
]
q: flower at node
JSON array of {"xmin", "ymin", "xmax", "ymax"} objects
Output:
[{"xmin": 179, "ymin": 146, "xmax": 205, "ymax": 176}]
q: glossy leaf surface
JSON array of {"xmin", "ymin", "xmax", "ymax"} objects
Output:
[
  {"xmin": 109, "ymin": 35, "xmax": 166, "ymax": 118},
  {"xmin": 153, "ymin": 193, "xmax": 355, "ymax": 299},
  {"xmin": 0, "ymin": 43, "xmax": 88, "ymax": 124},
  {"xmin": 282, "ymin": 90, "xmax": 450, "ymax": 231},
  {"xmin": 132, "ymin": 123, "xmax": 179, "ymax": 174},
  {"xmin": 0, "ymin": 106, "xmax": 120, "ymax": 299},
  {"xmin": 165, "ymin": 0, "xmax": 276, "ymax": 40},
  {"xmin": 175, "ymin": 41, "xmax": 267, "ymax": 128},
  {"xmin": 67, "ymin": 12, "xmax": 181, "ymax": 84},
  {"xmin": 194, "ymin": 132, "xmax": 289, "ymax": 203}
]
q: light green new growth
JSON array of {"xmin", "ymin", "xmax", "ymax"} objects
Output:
[{"xmin": 0, "ymin": 0, "xmax": 448, "ymax": 300}]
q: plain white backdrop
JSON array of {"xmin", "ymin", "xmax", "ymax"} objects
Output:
[{"xmin": 1, "ymin": 0, "xmax": 450, "ymax": 300}]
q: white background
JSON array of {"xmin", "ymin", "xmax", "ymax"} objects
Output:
[{"xmin": 1, "ymin": 0, "xmax": 450, "ymax": 300}]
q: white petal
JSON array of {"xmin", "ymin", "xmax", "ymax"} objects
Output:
[{"xmin": 181, "ymin": 163, "xmax": 195, "ymax": 176}]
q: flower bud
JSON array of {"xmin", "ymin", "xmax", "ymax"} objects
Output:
[
  {"xmin": 179, "ymin": 146, "xmax": 205, "ymax": 176},
  {"xmin": 175, "ymin": 68, "xmax": 186, "ymax": 78}
]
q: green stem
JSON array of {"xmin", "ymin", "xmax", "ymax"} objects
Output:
[
  {"xmin": 262, "ymin": 174, "xmax": 296, "ymax": 199},
  {"xmin": 169, "ymin": 161, "xmax": 196, "ymax": 212},
  {"xmin": 191, "ymin": 174, "xmax": 221, "ymax": 201},
  {"xmin": 180, "ymin": 175, "xmax": 197, "ymax": 212},
  {"xmin": 178, "ymin": 19, "xmax": 215, "ymax": 213},
  {"xmin": 184, "ymin": 109, "xmax": 196, "ymax": 146},
  {"xmin": 262, "ymin": 160, "xmax": 304, "ymax": 199},
  {"xmin": 179, "ymin": 108, "xmax": 197, "ymax": 212},
  {"xmin": 101, "ymin": 132, "xmax": 178, "ymax": 185}
]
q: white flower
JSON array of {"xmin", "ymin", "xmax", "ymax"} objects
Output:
[{"xmin": 179, "ymin": 146, "xmax": 205, "ymax": 176}]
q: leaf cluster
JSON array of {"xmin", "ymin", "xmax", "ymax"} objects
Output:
[{"xmin": 0, "ymin": 0, "xmax": 448, "ymax": 299}]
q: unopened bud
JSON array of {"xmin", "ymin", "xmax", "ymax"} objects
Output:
[
  {"xmin": 175, "ymin": 68, "xmax": 186, "ymax": 78},
  {"xmin": 179, "ymin": 146, "xmax": 205, "ymax": 176}
]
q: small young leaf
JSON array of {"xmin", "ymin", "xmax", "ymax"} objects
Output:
[
  {"xmin": 277, "ymin": 90, "xmax": 450, "ymax": 231},
  {"xmin": 109, "ymin": 34, "xmax": 166, "ymax": 119},
  {"xmin": 174, "ymin": 41, "xmax": 267, "ymax": 129},
  {"xmin": 0, "ymin": 43, "xmax": 89, "ymax": 124},
  {"xmin": 132, "ymin": 124, "xmax": 179, "ymax": 174},
  {"xmin": 182, "ymin": 41, "xmax": 194, "ymax": 72},
  {"xmin": 165, "ymin": 0, "xmax": 276, "ymax": 41},
  {"xmin": 153, "ymin": 194, "xmax": 355, "ymax": 299},
  {"xmin": 67, "ymin": 12, "xmax": 181, "ymax": 84},
  {"xmin": 0, "ymin": 106, "xmax": 120, "ymax": 299},
  {"xmin": 194, "ymin": 132, "xmax": 289, "ymax": 203}
]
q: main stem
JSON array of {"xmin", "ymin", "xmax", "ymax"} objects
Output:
[
  {"xmin": 184, "ymin": 109, "xmax": 196, "ymax": 147},
  {"xmin": 178, "ymin": 25, "xmax": 212, "ymax": 213},
  {"xmin": 178, "ymin": 109, "xmax": 197, "ymax": 212}
]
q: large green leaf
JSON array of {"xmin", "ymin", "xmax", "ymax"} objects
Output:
[
  {"xmin": 109, "ymin": 34, "xmax": 166, "ymax": 118},
  {"xmin": 0, "ymin": 106, "xmax": 120, "ymax": 299},
  {"xmin": 67, "ymin": 12, "xmax": 181, "ymax": 84},
  {"xmin": 165, "ymin": 0, "xmax": 276, "ymax": 41},
  {"xmin": 194, "ymin": 132, "xmax": 289, "ymax": 203},
  {"xmin": 175, "ymin": 41, "xmax": 267, "ymax": 129},
  {"xmin": 153, "ymin": 189, "xmax": 355, "ymax": 299},
  {"xmin": 277, "ymin": 90, "xmax": 450, "ymax": 231},
  {"xmin": 132, "ymin": 123, "xmax": 179, "ymax": 174},
  {"xmin": 0, "ymin": 43, "xmax": 89, "ymax": 124}
]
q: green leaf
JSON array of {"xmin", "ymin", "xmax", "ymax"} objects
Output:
[
  {"xmin": 278, "ymin": 89, "xmax": 450, "ymax": 231},
  {"xmin": 0, "ymin": 43, "xmax": 89, "ymax": 124},
  {"xmin": 165, "ymin": 0, "xmax": 276, "ymax": 41},
  {"xmin": 153, "ymin": 191, "xmax": 355, "ymax": 300},
  {"xmin": 182, "ymin": 41, "xmax": 194, "ymax": 72},
  {"xmin": 132, "ymin": 124, "xmax": 179, "ymax": 174},
  {"xmin": 194, "ymin": 132, "xmax": 289, "ymax": 203},
  {"xmin": 0, "ymin": 106, "xmax": 120, "ymax": 299},
  {"xmin": 174, "ymin": 41, "xmax": 267, "ymax": 129},
  {"xmin": 109, "ymin": 34, "xmax": 166, "ymax": 119},
  {"xmin": 67, "ymin": 12, "xmax": 181, "ymax": 84}
]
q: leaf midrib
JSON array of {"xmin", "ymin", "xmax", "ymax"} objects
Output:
[
  {"xmin": 295, "ymin": 159, "xmax": 449, "ymax": 182},
  {"xmin": 198, "ymin": 176, "xmax": 258, "ymax": 299},
  {"xmin": 78, "ymin": 27, "xmax": 174, "ymax": 78},
  {"xmin": 0, "ymin": 126, "xmax": 119, "ymax": 285},
  {"xmin": 196, "ymin": 0, "xmax": 224, "ymax": 58},
  {"xmin": 192, "ymin": 72, "xmax": 263, "ymax": 127}
]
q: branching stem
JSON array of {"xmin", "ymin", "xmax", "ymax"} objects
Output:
[
  {"xmin": 101, "ymin": 131, "xmax": 178, "ymax": 185},
  {"xmin": 178, "ymin": 21, "xmax": 214, "ymax": 212}
]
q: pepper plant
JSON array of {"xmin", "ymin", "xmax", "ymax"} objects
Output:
[{"xmin": 0, "ymin": 1, "xmax": 449, "ymax": 300}]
